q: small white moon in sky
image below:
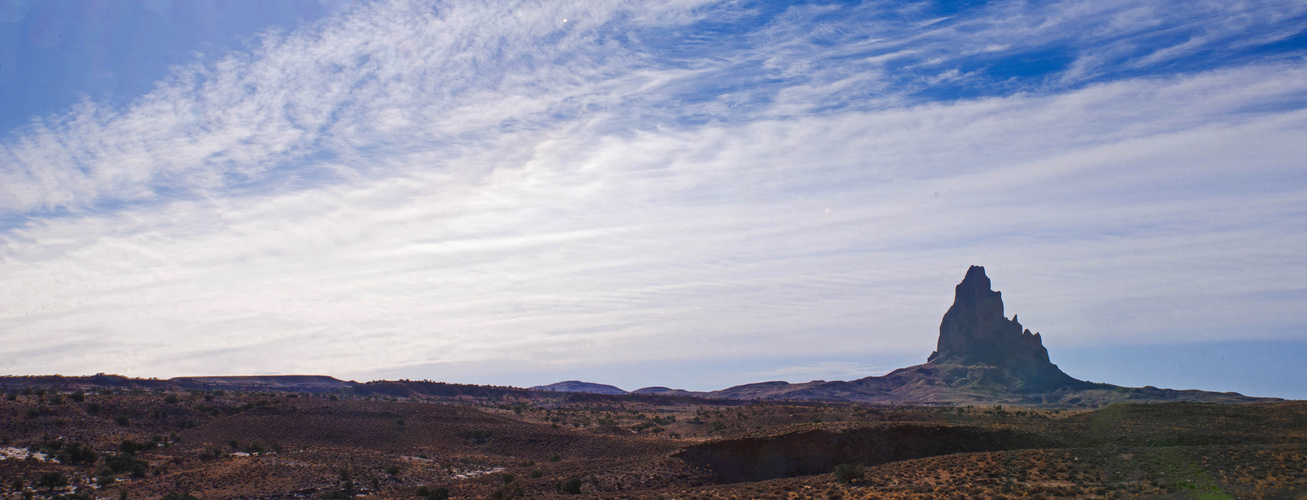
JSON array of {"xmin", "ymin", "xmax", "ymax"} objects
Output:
[{"xmin": 824, "ymin": 208, "xmax": 831, "ymax": 214}]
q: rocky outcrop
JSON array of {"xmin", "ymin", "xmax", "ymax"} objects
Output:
[
  {"xmin": 632, "ymin": 386, "xmax": 700, "ymax": 396},
  {"xmin": 927, "ymin": 265, "xmax": 1079, "ymax": 390},
  {"xmin": 701, "ymin": 266, "xmax": 1277, "ymax": 406},
  {"xmin": 530, "ymin": 380, "xmax": 628, "ymax": 395}
]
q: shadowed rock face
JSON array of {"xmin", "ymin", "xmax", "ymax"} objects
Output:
[{"xmin": 928, "ymin": 266, "xmax": 1076, "ymax": 389}]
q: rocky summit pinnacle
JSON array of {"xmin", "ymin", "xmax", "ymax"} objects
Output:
[
  {"xmin": 701, "ymin": 264, "xmax": 1273, "ymax": 405},
  {"xmin": 927, "ymin": 266, "xmax": 1076, "ymax": 389}
]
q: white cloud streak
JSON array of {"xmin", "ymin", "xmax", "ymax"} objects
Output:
[
  {"xmin": 0, "ymin": 0, "xmax": 1305, "ymax": 390},
  {"xmin": 4, "ymin": 0, "xmax": 1302, "ymax": 215},
  {"xmin": 0, "ymin": 0, "xmax": 720, "ymax": 213}
]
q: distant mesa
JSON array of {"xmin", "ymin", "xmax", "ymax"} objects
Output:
[
  {"xmin": 171, "ymin": 375, "xmax": 356, "ymax": 392},
  {"xmin": 631, "ymin": 386, "xmax": 699, "ymax": 396},
  {"xmin": 530, "ymin": 380, "xmax": 628, "ymax": 395},
  {"xmin": 0, "ymin": 374, "xmax": 360, "ymax": 395}
]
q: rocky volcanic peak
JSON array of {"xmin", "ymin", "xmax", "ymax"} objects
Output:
[
  {"xmin": 927, "ymin": 266, "xmax": 1075, "ymax": 389},
  {"xmin": 679, "ymin": 265, "xmax": 1273, "ymax": 405}
]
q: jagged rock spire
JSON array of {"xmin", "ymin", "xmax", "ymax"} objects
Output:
[{"xmin": 928, "ymin": 266, "xmax": 1074, "ymax": 388}]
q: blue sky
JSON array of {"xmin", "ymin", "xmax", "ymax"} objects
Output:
[
  {"xmin": 1, "ymin": 0, "xmax": 1306, "ymax": 399},
  {"xmin": 0, "ymin": 0, "xmax": 341, "ymax": 137}
]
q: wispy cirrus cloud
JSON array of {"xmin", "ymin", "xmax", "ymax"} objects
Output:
[
  {"xmin": 0, "ymin": 0, "xmax": 721, "ymax": 214},
  {"xmin": 3, "ymin": 62, "xmax": 1304, "ymax": 385},
  {"xmin": 0, "ymin": 0, "xmax": 1305, "ymax": 394},
  {"xmin": 4, "ymin": 0, "xmax": 1303, "ymax": 217}
]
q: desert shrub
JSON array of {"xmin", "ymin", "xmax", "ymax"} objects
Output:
[
  {"xmin": 160, "ymin": 492, "xmax": 198, "ymax": 500},
  {"xmin": 119, "ymin": 439, "xmax": 156, "ymax": 455},
  {"xmin": 49, "ymin": 396, "xmax": 64, "ymax": 405},
  {"xmin": 56, "ymin": 442, "xmax": 98, "ymax": 465},
  {"xmin": 197, "ymin": 446, "xmax": 225, "ymax": 461},
  {"xmin": 32, "ymin": 439, "xmax": 62, "ymax": 455},
  {"xmin": 25, "ymin": 407, "xmax": 41, "ymax": 419},
  {"xmin": 105, "ymin": 453, "xmax": 149, "ymax": 477},
  {"xmin": 465, "ymin": 429, "xmax": 492, "ymax": 444},
  {"xmin": 69, "ymin": 391, "xmax": 85, "ymax": 403},
  {"xmin": 320, "ymin": 491, "xmax": 349, "ymax": 500},
  {"xmin": 12, "ymin": 478, "xmax": 25, "ymax": 490},
  {"xmin": 833, "ymin": 463, "xmax": 865, "ymax": 484},
  {"xmin": 86, "ymin": 403, "xmax": 101, "ymax": 415},
  {"xmin": 244, "ymin": 442, "xmax": 265, "ymax": 454},
  {"xmin": 415, "ymin": 486, "xmax": 446, "ymax": 500},
  {"xmin": 163, "ymin": 394, "xmax": 180, "ymax": 404},
  {"xmin": 559, "ymin": 478, "xmax": 584, "ymax": 494},
  {"xmin": 549, "ymin": 453, "xmax": 561, "ymax": 462},
  {"xmin": 491, "ymin": 480, "xmax": 524, "ymax": 500},
  {"xmin": 37, "ymin": 472, "xmax": 68, "ymax": 490},
  {"xmin": 115, "ymin": 415, "xmax": 131, "ymax": 426},
  {"xmin": 5, "ymin": 392, "xmax": 17, "ymax": 401},
  {"xmin": 530, "ymin": 469, "xmax": 544, "ymax": 478}
]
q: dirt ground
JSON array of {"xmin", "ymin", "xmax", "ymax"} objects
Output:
[{"xmin": 2, "ymin": 388, "xmax": 1305, "ymax": 499}]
